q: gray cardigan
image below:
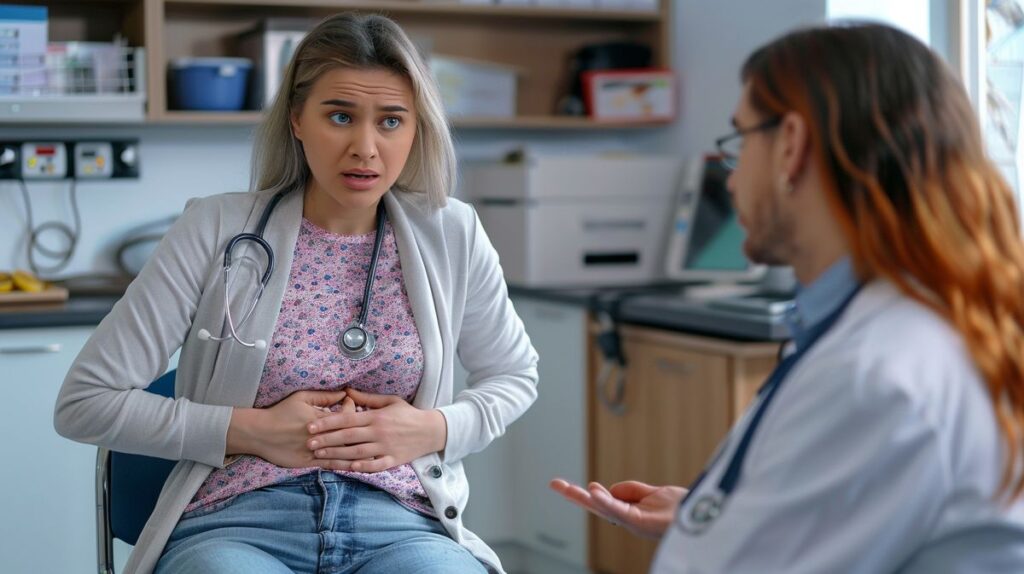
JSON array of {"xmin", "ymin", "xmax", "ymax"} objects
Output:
[{"xmin": 54, "ymin": 187, "xmax": 539, "ymax": 573}]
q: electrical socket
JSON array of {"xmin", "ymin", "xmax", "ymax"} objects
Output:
[
  {"xmin": 0, "ymin": 139, "xmax": 140, "ymax": 181},
  {"xmin": 0, "ymin": 143, "xmax": 18, "ymax": 180}
]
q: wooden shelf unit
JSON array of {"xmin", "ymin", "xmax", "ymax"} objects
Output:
[
  {"xmin": 164, "ymin": 0, "xmax": 663, "ymax": 22},
  {"xmin": 154, "ymin": 110, "xmax": 674, "ymax": 129},
  {"xmin": 13, "ymin": 0, "xmax": 672, "ymax": 128}
]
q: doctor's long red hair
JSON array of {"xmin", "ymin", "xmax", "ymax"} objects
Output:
[{"xmin": 743, "ymin": 23, "xmax": 1024, "ymax": 499}]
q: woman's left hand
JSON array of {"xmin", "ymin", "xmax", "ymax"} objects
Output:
[{"xmin": 306, "ymin": 388, "xmax": 448, "ymax": 473}]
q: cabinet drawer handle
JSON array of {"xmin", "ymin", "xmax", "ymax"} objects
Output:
[
  {"xmin": 655, "ymin": 358, "xmax": 694, "ymax": 376},
  {"xmin": 597, "ymin": 360, "xmax": 627, "ymax": 416},
  {"xmin": 0, "ymin": 343, "xmax": 62, "ymax": 355}
]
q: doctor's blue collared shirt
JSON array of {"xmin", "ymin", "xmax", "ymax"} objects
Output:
[{"xmin": 784, "ymin": 256, "xmax": 858, "ymax": 351}]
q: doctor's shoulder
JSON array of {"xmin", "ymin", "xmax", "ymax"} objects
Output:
[{"xmin": 848, "ymin": 281, "xmax": 984, "ymax": 412}]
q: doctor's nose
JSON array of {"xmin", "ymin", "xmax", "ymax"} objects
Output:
[{"xmin": 725, "ymin": 170, "xmax": 738, "ymax": 198}]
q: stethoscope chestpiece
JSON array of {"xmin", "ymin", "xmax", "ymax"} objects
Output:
[
  {"xmin": 339, "ymin": 322, "xmax": 376, "ymax": 361},
  {"xmin": 676, "ymin": 491, "xmax": 725, "ymax": 536}
]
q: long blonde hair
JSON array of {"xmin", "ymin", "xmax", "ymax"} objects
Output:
[
  {"xmin": 250, "ymin": 12, "xmax": 456, "ymax": 207},
  {"xmin": 744, "ymin": 23, "xmax": 1024, "ymax": 498}
]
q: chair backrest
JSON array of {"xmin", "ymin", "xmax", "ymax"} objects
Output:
[{"xmin": 108, "ymin": 369, "xmax": 178, "ymax": 545}]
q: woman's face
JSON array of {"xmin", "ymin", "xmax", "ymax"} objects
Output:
[{"xmin": 291, "ymin": 66, "xmax": 417, "ymax": 212}]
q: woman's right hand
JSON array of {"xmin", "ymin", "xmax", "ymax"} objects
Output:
[{"xmin": 227, "ymin": 390, "xmax": 352, "ymax": 468}]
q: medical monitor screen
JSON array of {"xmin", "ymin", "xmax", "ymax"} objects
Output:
[{"xmin": 682, "ymin": 158, "xmax": 749, "ymax": 272}]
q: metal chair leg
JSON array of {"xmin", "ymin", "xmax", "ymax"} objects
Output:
[{"xmin": 96, "ymin": 448, "xmax": 114, "ymax": 574}]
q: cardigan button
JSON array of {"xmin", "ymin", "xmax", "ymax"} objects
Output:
[
  {"xmin": 429, "ymin": 465, "xmax": 443, "ymax": 479},
  {"xmin": 444, "ymin": 506, "xmax": 458, "ymax": 520}
]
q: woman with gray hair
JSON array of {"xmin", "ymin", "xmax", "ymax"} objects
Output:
[{"xmin": 54, "ymin": 13, "xmax": 537, "ymax": 574}]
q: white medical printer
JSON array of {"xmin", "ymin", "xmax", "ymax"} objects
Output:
[{"xmin": 461, "ymin": 152, "xmax": 681, "ymax": 287}]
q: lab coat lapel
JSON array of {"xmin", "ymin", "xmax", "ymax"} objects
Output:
[
  {"xmin": 205, "ymin": 188, "xmax": 304, "ymax": 406},
  {"xmin": 384, "ymin": 192, "xmax": 443, "ymax": 409}
]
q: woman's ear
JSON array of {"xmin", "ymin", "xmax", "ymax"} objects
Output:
[{"xmin": 290, "ymin": 112, "xmax": 303, "ymax": 141}]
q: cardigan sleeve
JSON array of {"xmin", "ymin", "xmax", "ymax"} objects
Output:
[
  {"xmin": 436, "ymin": 207, "xmax": 539, "ymax": 464},
  {"xmin": 53, "ymin": 196, "xmax": 234, "ymax": 468}
]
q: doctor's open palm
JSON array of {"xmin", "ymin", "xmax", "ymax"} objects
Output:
[{"xmin": 550, "ymin": 478, "xmax": 688, "ymax": 539}]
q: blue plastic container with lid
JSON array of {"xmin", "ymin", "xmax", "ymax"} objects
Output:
[{"xmin": 169, "ymin": 57, "xmax": 252, "ymax": 111}]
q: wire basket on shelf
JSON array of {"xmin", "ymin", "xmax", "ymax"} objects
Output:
[{"xmin": 0, "ymin": 42, "xmax": 147, "ymax": 123}]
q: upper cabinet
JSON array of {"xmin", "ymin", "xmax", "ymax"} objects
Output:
[{"xmin": 2, "ymin": 0, "xmax": 673, "ymax": 129}]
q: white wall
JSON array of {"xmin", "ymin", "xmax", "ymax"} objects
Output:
[
  {"xmin": 828, "ymin": 0, "xmax": 931, "ymax": 43},
  {"xmin": 655, "ymin": 0, "xmax": 827, "ymax": 164},
  {"xmin": 0, "ymin": 124, "xmax": 652, "ymax": 277},
  {"xmin": 0, "ymin": 125, "xmax": 254, "ymax": 276},
  {"xmin": 13, "ymin": 1, "xmax": 970, "ymax": 280},
  {"xmin": 0, "ymin": 1, "xmax": 834, "ymax": 280}
]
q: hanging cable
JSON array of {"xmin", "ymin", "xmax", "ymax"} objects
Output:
[{"xmin": 17, "ymin": 178, "xmax": 82, "ymax": 277}]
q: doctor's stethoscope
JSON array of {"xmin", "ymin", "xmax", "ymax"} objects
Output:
[
  {"xmin": 675, "ymin": 284, "xmax": 863, "ymax": 535},
  {"xmin": 197, "ymin": 190, "xmax": 388, "ymax": 361}
]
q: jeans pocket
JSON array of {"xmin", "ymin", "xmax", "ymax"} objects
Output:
[{"xmin": 180, "ymin": 493, "xmax": 240, "ymax": 520}]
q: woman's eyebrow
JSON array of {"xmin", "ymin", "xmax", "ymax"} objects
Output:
[{"xmin": 320, "ymin": 99, "xmax": 409, "ymax": 113}]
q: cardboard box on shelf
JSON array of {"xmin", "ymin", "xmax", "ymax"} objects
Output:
[{"xmin": 430, "ymin": 55, "xmax": 518, "ymax": 118}]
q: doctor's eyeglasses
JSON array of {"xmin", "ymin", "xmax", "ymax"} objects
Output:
[{"xmin": 715, "ymin": 116, "xmax": 782, "ymax": 170}]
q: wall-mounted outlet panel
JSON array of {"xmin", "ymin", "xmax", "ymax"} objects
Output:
[{"xmin": 0, "ymin": 139, "xmax": 140, "ymax": 180}]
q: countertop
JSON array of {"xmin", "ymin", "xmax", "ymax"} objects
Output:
[
  {"xmin": 508, "ymin": 282, "xmax": 690, "ymax": 308},
  {"xmin": 0, "ymin": 282, "xmax": 789, "ymax": 342},
  {"xmin": 0, "ymin": 295, "xmax": 120, "ymax": 330},
  {"xmin": 0, "ymin": 283, "xmax": 683, "ymax": 330}
]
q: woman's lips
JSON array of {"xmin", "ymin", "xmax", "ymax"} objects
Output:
[{"xmin": 341, "ymin": 171, "xmax": 380, "ymax": 191}]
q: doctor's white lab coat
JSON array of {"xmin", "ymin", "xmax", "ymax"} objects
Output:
[{"xmin": 652, "ymin": 280, "xmax": 1024, "ymax": 574}]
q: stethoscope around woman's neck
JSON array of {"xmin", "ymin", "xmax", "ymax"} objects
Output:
[{"xmin": 197, "ymin": 190, "xmax": 387, "ymax": 361}]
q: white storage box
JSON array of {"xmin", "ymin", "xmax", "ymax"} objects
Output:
[
  {"xmin": 463, "ymin": 155, "xmax": 681, "ymax": 287},
  {"xmin": 430, "ymin": 55, "xmax": 517, "ymax": 118},
  {"xmin": 239, "ymin": 18, "xmax": 311, "ymax": 109}
]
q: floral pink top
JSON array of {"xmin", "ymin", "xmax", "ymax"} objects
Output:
[{"xmin": 186, "ymin": 217, "xmax": 432, "ymax": 515}]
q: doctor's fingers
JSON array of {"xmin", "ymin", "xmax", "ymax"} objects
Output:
[
  {"xmin": 608, "ymin": 480, "xmax": 661, "ymax": 502},
  {"xmin": 307, "ymin": 426, "xmax": 374, "ymax": 451},
  {"xmin": 587, "ymin": 483, "xmax": 636, "ymax": 524},
  {"xmin": 549, "ymin": 480, "xmax": 620, "ymax": 524},
  {"xmin": 307, "ymin": 410, "xmax": 373, "ymax": 434}
]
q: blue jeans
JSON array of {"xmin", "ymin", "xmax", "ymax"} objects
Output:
[{"xmin": 155, "ymin": 470, "xmax": 488, "ymax": 574}]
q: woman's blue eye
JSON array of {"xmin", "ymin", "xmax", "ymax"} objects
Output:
[
  {"xmin": 329, "ymin": 112, "xmax": 351, "ymax": 125},
  {"xmin": 381, "ymin": 117, "xmax": 401, "ymax": 129}
]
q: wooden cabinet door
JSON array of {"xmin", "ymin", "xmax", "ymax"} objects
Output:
[{"xmin": 590, "ymin": 333, "xmax": 732, "ymax": 574}]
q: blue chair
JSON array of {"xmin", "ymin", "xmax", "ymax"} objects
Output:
[{"xmin": 96, "ymin": 369, "xmax": 179, "ymax": 574}]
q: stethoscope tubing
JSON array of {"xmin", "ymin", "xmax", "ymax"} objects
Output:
[
  {"xmin": 200, "ymin": 190, "xmax": 386, "ymax": 357},
  {"xmin": 676, "ymin": 284, "xmax": 864, "ymax": 535}
]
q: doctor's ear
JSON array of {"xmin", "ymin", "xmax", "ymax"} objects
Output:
[
  {"xmin": 290, "ymin": 112, "xmax": 303, "ymax": 142},
  {"xmin": 774, "ymin": 111, "xmax": 810, "ymax": 185}
]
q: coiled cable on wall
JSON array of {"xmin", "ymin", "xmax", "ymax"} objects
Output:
[{"xmin": 17, "ymin": 178, "xmax": 82, "ymax": 277}]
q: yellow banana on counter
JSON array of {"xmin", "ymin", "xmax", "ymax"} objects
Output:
[
  {"xmin": 0, "ymin": 272, "xmax": 12, "ymax": 293},
  {"xmin": 11, "ymin": 269, "xmax": 45, "ymax": 293}
]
